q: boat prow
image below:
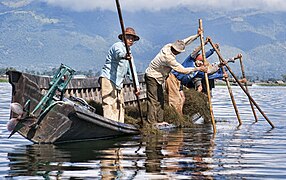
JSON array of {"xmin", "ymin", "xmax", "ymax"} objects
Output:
[{"xmin": 6, "ymin": 66, "xmax": 140, "ymax": 144}]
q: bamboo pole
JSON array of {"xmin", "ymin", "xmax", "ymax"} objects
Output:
[
  {"xmin": 115, "ymin": 0, "xmax": 143, "ymax": 125},
  {"xmin": 220, "ymin": 61, "xmax": 242, "ymax": 124},
  {"xmin": 208, "ymin": 38, "xmax": 274, "ymax": 128},
  {"xmin": 238, "ymin": 54, "xmax": 258, "ymax": 122},
  {"xmin": 198, "ymin": 19, "xmax": 216, "ymax": 133},
  {"xmin": 207, "ymin": 39, "xmax": 242, "ymax": 125}
]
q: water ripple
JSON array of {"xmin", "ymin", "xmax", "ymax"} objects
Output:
[{"xmin": 0, "ymin": 83, "xmax": 286, "ymax": 179}]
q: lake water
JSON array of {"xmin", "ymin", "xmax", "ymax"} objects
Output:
[{"xmin": 1, "ymin": 82, "xmax": 286, "ymax": 179}]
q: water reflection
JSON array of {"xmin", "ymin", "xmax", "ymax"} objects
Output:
[
  {"xmin": 143, "ymin": 125, "xmax": 215, "ymax": 179},
  {"xmin": 7, "ymin": 125, "xmax": 218, "ymax": 179},
  {"xmin": 7, "ymin": 137, "xmax": 139, "ymax": 179},
  {"xmin": 2, "ymin": 84, "xmax": 286, "ymax": 179}
]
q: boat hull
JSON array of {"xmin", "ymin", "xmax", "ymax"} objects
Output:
[{"xmin": 7, "ymin": 71, "xmax": 140, "ymax": 144}]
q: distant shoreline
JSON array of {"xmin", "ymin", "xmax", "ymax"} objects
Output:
[
  {"xmin": 253, "ymin": 83, "xmax": 286, "ymax": 86},
  {"xmin": 0, "ymin": 78, "xmax": 8, "ymax": 83},
  {"xmin": 215, "ymin": 83, "xmax": 286, "ymax": 87},
  {"xmin": 1, "ymin": 76, "xmax": 285, "ymax": 86}
]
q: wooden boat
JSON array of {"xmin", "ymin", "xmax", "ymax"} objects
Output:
[{"xmin": 6, "ymin": 64, "xmax": 143, "ymax": 144}]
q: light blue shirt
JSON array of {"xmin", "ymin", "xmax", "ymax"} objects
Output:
[{"xmin": 100, "ymin": 41, "xmax": 139, "ymax": 90}]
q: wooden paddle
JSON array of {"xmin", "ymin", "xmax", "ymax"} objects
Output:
[
  {"xmin": 115, "ymin": 0, "xmax": 143, "ymax": 126},
  {"xmin": 198, "ymin": 19, "xmax": 216, "ymax": 133}
]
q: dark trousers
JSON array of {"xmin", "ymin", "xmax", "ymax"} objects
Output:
[
  {"xmin": 202, "ymin": 79, "xmax": 215, "ymax": 93},
  {"xmin": 145, "ymin": 74, "xmax": 164, "ymax": 124}
]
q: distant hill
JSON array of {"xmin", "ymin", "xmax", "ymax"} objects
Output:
[{"xmin": 0, "ymin": 0, "xmax": 285, "ymax": 80}]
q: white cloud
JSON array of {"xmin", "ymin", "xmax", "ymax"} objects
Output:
[
  {"xmin": 2, "ymin": 0, "xmax": 33, "ymax": 8},
  {"xmin": 42, "ymin": 0, "xmax": 286, "ymax": 12}
]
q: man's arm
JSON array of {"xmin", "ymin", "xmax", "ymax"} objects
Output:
[
  {"xmin": 182, "ymin": 34, "xmax": 199, "ymax": 46},
  {"xmin": 181, "ymin": 28, "xmax": 202, "ymax": 46},
  {"xmin": 114, "ymin": 43, "xmax": 127, "ymax": 59},
  {"xmin": 172, "ymin": 63, "xmax": 208, "ymax": 75},
  {"xmin": 127, "ymin": 57, "xmax": 140, "ymax": 90},
  {"xmin": 191, "ymin": 44, "xmax": 203, "ymax": 59},
  {"xmin": 190, "ymin": 40, "xmax": 216, "ymax": 59}
]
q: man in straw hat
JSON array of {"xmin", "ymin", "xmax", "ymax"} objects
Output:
[
  {"xmin": 166, "ymin": 41, "xmax": 224, "ymax": 115},
  {"xmin": 99, "ymin": 27, "xmax": 140, "ymax": 123},
  {"xmin": 144, "ymin": 28, "xmax": 208, "ymax": 125}
]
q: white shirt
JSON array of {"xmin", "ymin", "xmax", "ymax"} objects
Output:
[{"xmin": 145, "ymin": 34, "xmax": 199, "ymax": 84}]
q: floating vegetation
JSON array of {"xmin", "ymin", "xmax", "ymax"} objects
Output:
[
  {"xmin": 87, "ymin": 88, "xmax": 211, "ymax": 135},
  {"xmin": 182, "ymin": 88, "xmax": 211, "ymax": 123}
]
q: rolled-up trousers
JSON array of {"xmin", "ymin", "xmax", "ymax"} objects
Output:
[{"xmin": 100, "ymin": 77, "xmax": 124, "ymax": 123}]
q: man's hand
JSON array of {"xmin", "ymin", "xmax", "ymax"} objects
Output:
[
  {"xmin": 134, "ymin": 89, "xmax": 140, "ymax": 96},
  {"xmin": 206, "ymin": 37, "xmax": 211, "ymax": 42},
  {"xmin": 239, "ymin": 78, "xmax": 247, "ymax": 84},
  {"xmin": 196, "ymin": 65, "xmax": 208, "ymax": 73},
  {"xmin": 124, "ymin": 54, "xmax": 132, "ymax": 61},
  {"xmin": 207, "ymin": 64, "xmax": 219, "ymax": 74},
  {"xmin": 223, "ymin": 71, "xmax": 228, "ymax": 79},
  {"xmin": 236, "ymin": 53, "xmax": 242, "ymax": 59},
  {"xmin": 198, "ymin": 28, "xmax": 203, "ymax": 36},
  {"xmin": 222, "ymin": 71, "xmax": 228, "ymax": 81}
]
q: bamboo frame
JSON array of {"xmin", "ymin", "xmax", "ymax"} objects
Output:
[
  {"xmin": 208, "ymin": 38, "xmax": 274, "ymax": 128},
  {"xmin": 238, "ymin": 54, "xmax": 258, "ymax": 122},
  {"xmin": 198, "ymin": 19, "xmax": 216, "ymax": 133}
]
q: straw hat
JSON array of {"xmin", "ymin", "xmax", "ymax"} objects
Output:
[
  {"xmin": 118, "ymin": 27, "xmax": 140, "ymax": 41},
  {"xmin": 171, "ymin": 40, "xmax": 185, "ymax": 53}
]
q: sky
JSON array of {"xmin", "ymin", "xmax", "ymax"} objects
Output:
[{"xmin": 42, "ymin": 0, "xmax": 286, "ymax": 12}]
